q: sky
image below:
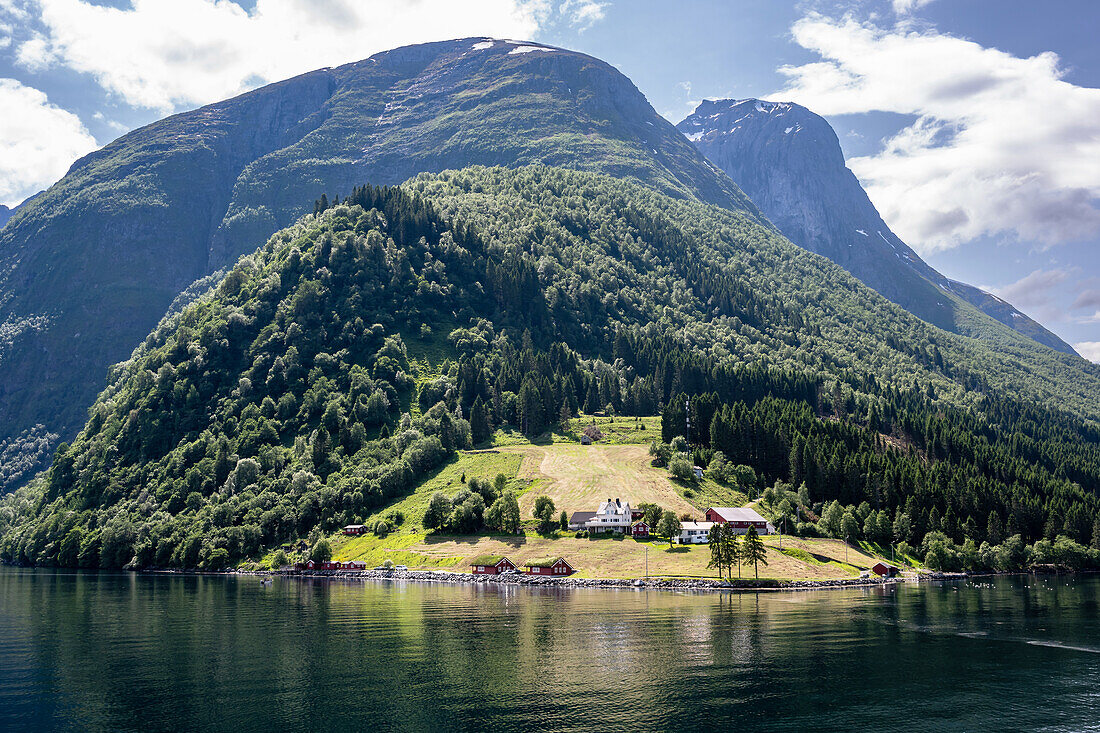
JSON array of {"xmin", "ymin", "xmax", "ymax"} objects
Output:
[{"xmin": 1, "ymin": 0, "xmax": 1098, "ymax": 358}]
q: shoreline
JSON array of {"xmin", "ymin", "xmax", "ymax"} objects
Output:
[{"xmin": 232, "ymin": 567, "xmax": 971, "ymax": 592}]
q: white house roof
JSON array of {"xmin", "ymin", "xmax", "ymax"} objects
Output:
[
  {"xmin": 680, "ymin": 521, "xmax": 716, "ymax": 532},
  {"xmin": 596, "ymin": 497, "xmax": 631, "ymax": 515},
  {"xmin": 708, "ymin": 507, "xmax": 768, "ymax": 523}
]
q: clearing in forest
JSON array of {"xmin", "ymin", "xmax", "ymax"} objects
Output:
[{"xmin": 502, "ymin": 444, "xmax": 700, "ymax": 518}]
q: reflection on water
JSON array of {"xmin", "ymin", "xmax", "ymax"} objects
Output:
[{"xmin": 1, "ymin": 569, "xmax": 1099, "ymax": 732}]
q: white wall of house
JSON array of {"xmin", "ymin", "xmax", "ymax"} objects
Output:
[
  {"xmin": 677, "ymin": 521, "xmax": 716, "ymax": 544},
  {"xmin": 584, "ymin": 498, "xmax": 633, "ymax": 532}
]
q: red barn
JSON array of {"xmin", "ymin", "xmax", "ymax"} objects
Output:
[
  {"xmin": 631, "ymin": 521, "xmax": 650, "ymax": 538},
  {"xmin": 705, "ymin": 507, "xmax": 773, "ymax": 534},
  {"xmin": 872, "ymin": 562, "xmax": 900, "ymax": 577},
  {"xmin": 523, "ymin": 557, "xmax": 575, "ymax": 576},
  {"xmin": 470, "ymin": 555, "xmax": 518, "ymax": 574}
]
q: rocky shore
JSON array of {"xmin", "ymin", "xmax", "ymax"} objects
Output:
[{"xmin": 248, "ymin": 567, "xmax": 969, "ymax": 592}]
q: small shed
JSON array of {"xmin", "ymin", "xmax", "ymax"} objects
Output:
[
  {"xmin": 470, "ymin": 555, "xmax": 517, "ymax": 575},
  {"xmin": 872, "ymin": 562, "xmax": 900, "ymax": 577},
  {"xmin": 523, "ymin": 557, "xmax": 575, "ymax": 576},
  {"xmin": 343, "ymin": 524, "xmax": 368, "ymax": 535},
  {"xmin": 631, "ymin": 521, "xmax": 650, "ymax": 538},
  {"xmin": 692, "ymin": 465, "xmax": 705, "ymax": 479},
  {"xmin": 580, "ymin": 434, "xmax": 592, "ymax": 445}
]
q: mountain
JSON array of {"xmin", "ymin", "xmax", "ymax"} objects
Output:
[
  {"xmin": 676, "ymin": 99, "xmax": 1077, "ymax": 355},
  {"xmin": 3, "ymin": 166, "xmax": 1099, "ymax": 570},
  {"xmin": 0, "ymin": 38, "xmax": 761, "ymax": 494},
  {"xmin": 0, "ymin": 192, "xmax": 38, "ymax": 229}
]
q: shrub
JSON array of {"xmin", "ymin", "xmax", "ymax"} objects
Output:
[
  {"xmin": 668, "ymin": 453, "xmax": 694, "ymax": 482},
  {"xmin": 310, "ymin": 538, "xmax": 333, "ymax": 563}
]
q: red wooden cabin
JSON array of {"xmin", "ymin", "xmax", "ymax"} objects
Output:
[
  {"xmin": 470, "ymin": 556, "xmax": 517, "ymax": 574},
  {"xmin": 522, "ymin": 557, "xmax": 575, "ymax": 576}
]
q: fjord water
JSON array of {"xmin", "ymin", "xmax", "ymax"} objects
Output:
[{"xmin": 2, "ymin": 569, "xmax": 1099, "ymax": 732}]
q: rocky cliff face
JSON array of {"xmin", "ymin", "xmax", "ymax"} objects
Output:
[
  {"xmin": 0, "ymin": 39, "xmax": 760, "ymax": 493},
  {"xmin": 677, "ymin": 98, "xmax": 1076, "ymax": 355}
]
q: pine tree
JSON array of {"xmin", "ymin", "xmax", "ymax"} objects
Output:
[
  {"xmin": 470, "ymin": 396, "xmax": 491, "ymax": 445},
  {"xmin": 987, "ymin": 511, "xmax": 1004, "ymax": 546},
  {"xmin": 722, "ymin": 525, "xmax": 741, "ymax": 579},
  {"xmin": 707, "ymin": 524, "xmax": 725, "ymax": 579},
  {"xmin": 741, "ymin": 525, "xmax": 768, "ymax": 579}
]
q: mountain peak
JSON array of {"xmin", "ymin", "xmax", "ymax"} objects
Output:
[{"xmin": 677, "ymin": 98, "xmax": 1077, "ymax": 355}]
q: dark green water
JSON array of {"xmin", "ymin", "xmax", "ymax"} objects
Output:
[{"xmin": 2, "ymin": 569, "xmax": 1099, "ymax": 732}]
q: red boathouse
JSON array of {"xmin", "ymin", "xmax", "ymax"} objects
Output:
[
  {"xmin": 470, "ymin": 555, "xmax": 518, "ymax": 574},
  {"xmin": 523, "ymin": 557, "xmax": 575, "ymax": 576},
  {"xmin": 872, "ymin": 562, "xmax": 900, "ymax": 577}
]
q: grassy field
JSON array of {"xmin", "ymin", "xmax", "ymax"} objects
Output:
[
  {"xmin": 504, "ymin": 443, "xmax": 700, "ymax": 519},
  {"xmin": 318, "ymin": 416, "xmax": 900, "ymax": 581},
  {"xmin": 362, "ymin": 449, "xmax": 526, "ymax": 530},
  {"xmin": 341, "ymin": 532, "xmax": 888, "ymax": 580}
]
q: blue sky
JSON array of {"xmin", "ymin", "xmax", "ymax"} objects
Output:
[{"xmin": 1, "ymin": 0, "xmax": 1098, "ymax": 357}]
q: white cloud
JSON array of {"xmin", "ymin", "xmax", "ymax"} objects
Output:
[
  {"xmin": 1076, "ymin": 311, "xmax": 1100, "ymax": 325},
  {"xmin": 14, "ymin": 30, "xmax": 55, "ymax": 68},
  {"xmin": 0, "ymin": 78, "xmax": 97, "ymax": 206},
  {"xmin": 992, "ymin": 268, "xmax": 1071, "ymax": 309},
  {"xmin": 0, "ymin": 0, "xmax": 30, "ymax": 21},
  {"xmin": 891, "ymin": 0, "xmax": 935, "ymax": 14},
  {"xmin": 775, "ymin": 14, "xmax": 1100, "ymax": 254},
  {"xmin": 560, "ymin": 0, "xmax": 607, "ymax": 30},
  {"xmin": 16, "ymin": 0, "xmax": 560, "ymax": 112},
  {"xmin": 91, "ymin": 111, "xmax": 128, "ymax": 134},
  {"xmin": 1073, "ymin": 341, "xmax": 1100, "ymax": 363}
]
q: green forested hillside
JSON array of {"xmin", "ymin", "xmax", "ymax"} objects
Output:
[
  {"xmin": 0, "ymin": 38, "xmax": 759, "ymax": 496},
  {"xmin": 1, "ymin": 166, "xmax": 1098, "ymax": 569}
]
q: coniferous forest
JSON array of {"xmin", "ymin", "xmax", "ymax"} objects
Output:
[{"xmin": 1, "ymin": 165, "xmax": 1098, "ymax": 572}]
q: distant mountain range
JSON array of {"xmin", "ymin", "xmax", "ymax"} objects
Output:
[
  {"xmin": 0, "ymin": 39, "xmax": 1092, "ymax": 498},
  {"xmin": 677, "ymin": 98, "xmax": 1077, "ymax": 355}
]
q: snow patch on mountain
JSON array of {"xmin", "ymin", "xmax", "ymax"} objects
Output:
[{"xmin": 508, "ymin": 45, "xmax": 552, "ymax": 55}]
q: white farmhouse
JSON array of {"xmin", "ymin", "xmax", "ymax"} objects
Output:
[
  {"xmin": 584, "ymin": 497, "xmax": 633, "ymax": 533},
  {"xmin": 677, "ymin": 521, "xmax": 716, "ymax": 544}
]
